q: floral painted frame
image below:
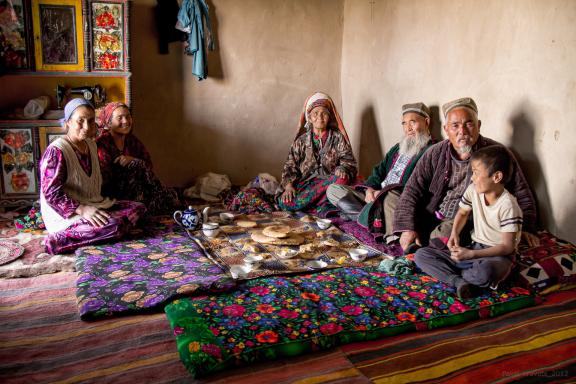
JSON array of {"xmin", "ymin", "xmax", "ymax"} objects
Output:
[
  {"xmin": 89, "ymin": 0, "xmax": 126, "ymax": 71},
  {"xmin": 0, "ymin": 127, "xmax": 38, "ymax": 201},
  {"xmin": 0, "ymin": 0, "xmax": 34, "ymax": 71},
  {"xmin": 31, "ymin": 0, "xmax": 85, "ymax": 71}
]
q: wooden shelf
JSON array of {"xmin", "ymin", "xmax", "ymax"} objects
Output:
[{"xmin": 2, "ymin": 71, "xmax": 131, "ymax": 78}]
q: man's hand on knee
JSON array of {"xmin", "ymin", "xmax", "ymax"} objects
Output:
[
  {"xmin": 364, "ymin": 187, "xmax": 376, "ymax": 203},
  {"xmin": 400, "ymin": 230, "xmax": 420, "ymax": 251}
]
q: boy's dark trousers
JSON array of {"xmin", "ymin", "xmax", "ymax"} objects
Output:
[{"xmin": 414, "ymin": 242, "xmax": 515, "ymax": 289}]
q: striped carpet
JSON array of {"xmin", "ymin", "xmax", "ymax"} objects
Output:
[
  {"xmin": 341, "ymin": 290, "xmax": 576, "ymax": 383},
  {"xmin": 0, "ymin": 272, "xmax": 366, "ymax": 384},
  {"xmin": 1, "ymin": 272, "xmax": 575, "ymax": 383}
]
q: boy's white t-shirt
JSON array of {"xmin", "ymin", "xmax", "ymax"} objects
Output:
[{"xmin": 459, "ymin": 184, "xmax": 523, "ymax": 248}]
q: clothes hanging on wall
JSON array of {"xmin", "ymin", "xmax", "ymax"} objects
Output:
[
  {"xmin": 176, "ymin": 0, "xmax": 215, "ymax": 80},
  {"xmin": 155, "ymin": 0, "xmax": 187, "ymax": 54}
]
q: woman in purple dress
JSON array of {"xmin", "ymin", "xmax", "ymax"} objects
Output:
[{"xmin": 40, "ymin": 98, "xmax": 146, "ymax": 254}]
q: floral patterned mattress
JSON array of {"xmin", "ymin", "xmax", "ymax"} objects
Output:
[
  {"xmin": 164, "ymin": 267, "xmax": 536, "ymax": 379},
  {"xmin": 75, "ymin": 217, "xmax": 235, "ymax": 319}
]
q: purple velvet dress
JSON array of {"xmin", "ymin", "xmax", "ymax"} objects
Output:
[{"xmin": 40, "ymin": 145, "xmax": 146, "ymax": 254}]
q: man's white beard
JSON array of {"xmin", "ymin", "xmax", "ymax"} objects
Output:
[
  {"xmin": 399, "ymin": 132, "xmax": 431, "ymax": 157},
  {"xmin": 457, "ymin": 145, "xmax": 472, "ymax": 155}
]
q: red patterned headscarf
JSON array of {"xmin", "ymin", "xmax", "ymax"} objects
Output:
[
  {"xmin": 295, "ymin": 92, "xmax": 350, "ymax": 143},
  {"xmin": 97, "ymin": 102, "xmax": 129, "ymax": 130}
]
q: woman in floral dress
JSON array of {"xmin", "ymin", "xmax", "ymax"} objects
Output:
[
  {"xmin": 96, "ymin": 102, "xmax": 180, "ymax": 215},
  {"xmin": 277, "ymin": 92, "xmax": 357, "ymax": 215}
]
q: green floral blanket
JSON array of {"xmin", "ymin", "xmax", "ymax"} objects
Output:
[{"xmin": 165, "ymin": 267, "xmax": 535, "ymax": 379}]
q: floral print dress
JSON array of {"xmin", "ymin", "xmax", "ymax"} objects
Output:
[
  {"xmin": 97, "ymin": 131, "xmax": 180, "ymax": 215},
  {"xmin": 40, "ymin": 144, "xmax": 145, "ymax": 254},
  {"xmin": 278, "ymin": 129, "xmax": 357, "ymax": 215}
]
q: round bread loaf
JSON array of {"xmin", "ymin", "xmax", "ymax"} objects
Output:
[
  {"xmin": 262, "ymin": 225, "xmax": 291, "ymax": 238},
  {"xmin": 236, "ymin": 220, "xmax": 258, "ymax": 228},
  {"xmin": 251, "ymin": 231, "xmax": 305, "ymax": 245}
]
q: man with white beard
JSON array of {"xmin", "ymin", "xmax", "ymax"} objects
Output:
[
  {"xmin": 394, "ymin": 97, "xmax": 540, "ymax": 254},
  {"xmin": 326, "ymin": 102, "xmax": 434, "ymax": 242}
]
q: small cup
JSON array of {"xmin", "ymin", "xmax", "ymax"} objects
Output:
[
  {"xmin": 316, "ymin": 218, "xmax": 332, "ymax": 230},
  {"xmin": 349, "ymin": 248, "xmax": 369, "ymax": 262},
  {"xmin": 219, "ymin": 212, "xmax": 234, "ymax": 224},
  {"xmin": 202, "ymin": 222, "xmax": 220, "ymax": 237},
  {"xmin": 307, "ymin": 260, "xmax": 328, "ymax": 269}
]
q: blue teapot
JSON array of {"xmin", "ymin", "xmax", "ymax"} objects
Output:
[{"xmin": 173, "ymin": 206, "xmax": 210, "ymax": 230}]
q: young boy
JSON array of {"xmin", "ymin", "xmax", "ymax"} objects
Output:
[{"xmin": 414, "ymin": 145, "xmax": 523, "ymax": 299}]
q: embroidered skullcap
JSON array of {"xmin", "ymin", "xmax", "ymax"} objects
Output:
[
  {"xmin": 401, "ymin": 102, "xmax": 430, "ymax": 119},
  {"xmin": 442, "ymin": 97, "xmax": 478, "ymax": 117},
  {"xmin": 60, "ymin": 98, "xmax": 94, "ymax": 126},
  {"xmin": 296, "ymin": 92, "xmax": 350, "ymax": 143},
  {"xmin": 98, "ymin": 102, "xmax": 128, "ymax": 129}
]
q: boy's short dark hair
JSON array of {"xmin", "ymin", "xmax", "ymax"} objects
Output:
[{"xmin": 471, "ymin": 145, "xmax": 513, "ymax": 184}]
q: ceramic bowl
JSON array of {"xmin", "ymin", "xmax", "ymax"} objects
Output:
[
  {"xmin": 243, "ymin": 254, "xmax": 264, "ymax": 264},
  {"xmin": 348, "ymin": 248, "xmax": 369, "ymax": 262},
  {"xmin": 219, "ymin": 212, "xmax": 235, "ymax": 224},
  {"xmin": 278, "ymin": 248, "xmax": 299, "ymax": 259},
  {"xmin": 316, "ymin": 218, "xmax": 332, "ymax": 230},
  {"xmin": 202, "ymin": 222, "xmax": 220, "ymax": 237},
  {"xmin": 307, "ymin": 260, "xmax": 328, "ymax": 269},
  {"xmin": 229, "ymin": 264, "xmax": 253, "ymax": 279}
]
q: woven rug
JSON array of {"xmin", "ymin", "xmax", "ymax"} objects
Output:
[
  {"xmin": 0, "ymin": 221, "xmax": 74, "ymax": 278},
  {"xmin": 0, "ymin": 240, "xmax": 24, "ymax": 265},
  {"xmin": 192, "ymin": 211, "xmax": 388, "ymax": 280},
  {"xmin": 1, "ymin": 271, "xmax": 574, "ymax": 383},
  {"xmin": 341, "ymin": 289, "xmax": 576, "ymax": 383},
  {"xmin": 0, "ymin": 272, "xmax": 190, "ymax": 384}
]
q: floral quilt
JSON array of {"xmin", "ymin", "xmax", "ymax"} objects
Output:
[
  {"xmin": 75, "ymin": 217, "xmax": 235, "ymax": 319},
  {"xmin": 165, "ymin": 267, "xmax": 536, "ymax": 379}
]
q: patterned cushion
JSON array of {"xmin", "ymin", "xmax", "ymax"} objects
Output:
[
  {"xmin": 165, "ymin": 267, "xmax": 535, "ymax": 379},
  {"xmin": 515, "ymin": 231, "xmax": 576, "ymax": 292},
  {"xmin": 75, "ymin": 217, "xmax": 235, "ymax": 319}
]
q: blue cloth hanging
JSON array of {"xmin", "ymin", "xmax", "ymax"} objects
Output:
[{"xmin": 176, "ymin": 0, "xmax": 215, "ymax": 80}]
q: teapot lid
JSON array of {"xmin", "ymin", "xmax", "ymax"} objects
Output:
[{"xmin": 186, "ymin": 205, "xmax": 195, "ymax": 211}]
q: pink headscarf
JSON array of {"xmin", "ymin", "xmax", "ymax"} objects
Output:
[
  {"xmin": 97, "ymin": 102, "xmax": 129, "ymax": 130},
  {"xmin": 295, "ymin": 92, "xmax": 350, "ymax": 143}
]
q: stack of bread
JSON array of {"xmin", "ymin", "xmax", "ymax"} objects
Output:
[{"xmin": 251, "ymin": 225, "xmax": 305, "ymax": 245}]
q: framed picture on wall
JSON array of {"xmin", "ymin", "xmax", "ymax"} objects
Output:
[
  {"xmin": 31, "ymin": 0, "xmax": 85, "ymax": 71},
  {"xmin": 0, "ymin": 0, "xmax": 34, "ymax": 71},
  {"xmin": 0, "ymin": 127, "xmax": 38, "ymax": 200},
  {"xmin": 38, "ymin": 126, "xmax": 65, "ymax": 155},
  {"xmin": 89, "ymin": 0, "xmax": 126, "ymax": 71}
]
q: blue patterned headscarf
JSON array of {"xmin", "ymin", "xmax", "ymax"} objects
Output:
[{"xmin": 60, "ymin": 98, "xmax": 94, "ymax": 126}]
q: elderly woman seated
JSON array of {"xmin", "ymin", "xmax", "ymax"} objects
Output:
[
  {"xmin": 96, "ymin": 102, "xmax": 180, "ymax": 214},
  {"xmin": 40, "ymin": 99, "xmax": 146, "ymax": 254},
  {"xmin": 278, "ymin": 92, "xmax": 357, "ymax": 215}
]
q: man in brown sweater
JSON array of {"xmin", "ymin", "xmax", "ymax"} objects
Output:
[{"xmin": 393, "ymin": 97, "xmax": 539, "ymax": 252}]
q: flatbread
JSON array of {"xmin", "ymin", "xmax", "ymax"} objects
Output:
[
  {"xmin": 236, "ymin": 220, "xmax": 258, "ymax": 228},
  {"xmin": 251, "ymin": 231, "xmax": 305, "ymax": 245},
  {"xmin": 262, "ymin": 225, "xmax": 291, "ymax": 238}
]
